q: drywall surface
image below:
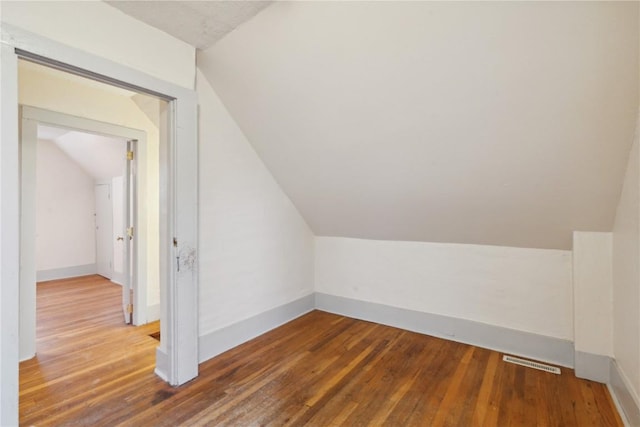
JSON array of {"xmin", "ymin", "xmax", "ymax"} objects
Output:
[
  {"xmin": 1, "ymin": 0, "xmax": 195, "ymax": 88},
  {"xmin": 612, "ymin": 115, "xmax": 640, "ymax": 407},
  {"xmin": 315, "ymin": 237, "xmax": 573, "ymax": 340},
  {"xmin": 36, "ymin": 140, "xmax": 95, "ymax": 271},
  {"xmin": 54, "ymin": 131, "xmax": 126, "ymax": 180},
  {"xmin": 197, "ymin": 68, "xmax": 314, "ymax": 336},
  {"xmin": 19, "ymin": 63, "xmax": 160, "ymax": 312},
  {"xmin": 199, "ymin": 1, "xmax": 639, "ymax": 250},
  {"xmin": 572, "ymin": 231, "xmax": 613, "ymax": 356}
]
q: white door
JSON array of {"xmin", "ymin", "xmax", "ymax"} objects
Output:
[
  {"xmin": 111, "ymin": 176, "xmax": 125, "ymax": 285},
  {"xmin": 95, "ymin": 184, "xmax": 113, "ymax": 279},
  {"xmin": 122, "ymin": 140, "xmax": 137, "ymax": 324}
]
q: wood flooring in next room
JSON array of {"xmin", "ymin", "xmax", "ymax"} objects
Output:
[{"xmin": 20, "ymin": 275, "xmax": 623, "ymax": 426}]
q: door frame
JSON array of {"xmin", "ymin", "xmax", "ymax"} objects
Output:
[
  {"xmin": 1, "ymin": 24, "xmax": 199, "ymax": 425},
  {"xmin": 20, "ymin": 107, "xmax": 148, "ymax": 361}
]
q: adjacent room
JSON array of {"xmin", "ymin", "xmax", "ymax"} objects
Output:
[{"xmin": 1, "ymin": 1, "xmax": 639, "ymax": 425}]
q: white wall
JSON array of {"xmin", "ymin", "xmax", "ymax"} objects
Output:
[
  {"xmin": 54, "ymin": 131, "xmax": 126, "ymax": 180},
  {"xmin": 572, "ymin": 232, "xmax": 613, "ymax": 357},
  {"xmin": 1, "ymin": 0, "xmax": 195, "ymax": 89},
  {"xmin": 36, "ymin": 139, "xmax": 95, "ymax": 271},
  {"xmin": 197, "ymin": 69, "xmax": 315, "ymax": 336},
  {"xmin": 612, "ymin": 114, "xmax": 640, "ymax": 405},
  {"xmin": 19, "ymin": 64, "xmax": 160, "ymax": 314},
  {"xmin": 316, "ymin": 237, "xmax": 573, "ymax": 340}
]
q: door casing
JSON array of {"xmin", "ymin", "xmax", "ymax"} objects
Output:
[
  {"xmin": 1, "ymin": 24, "xmax": 199, "ymax": 426},
  {"xmin": 20, "ymin": 106, "xmax": 149, "ymax": 356}
]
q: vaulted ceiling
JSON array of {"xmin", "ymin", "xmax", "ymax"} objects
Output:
[
  {"xmin": 113, "ymin": 1, "xmax": 639, "ymax": 250},
  {"xmin": 39, "ymin": 127, "xmax": 127, "ymax": 181}
]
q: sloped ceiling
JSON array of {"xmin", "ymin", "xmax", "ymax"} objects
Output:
[
  {"xmin": 197, "ymin": 1, "xmax": 639, "ymax": 250},
  {"xmin": 38, "ymin": 125, "xmax": 127, "ymax": 181}
]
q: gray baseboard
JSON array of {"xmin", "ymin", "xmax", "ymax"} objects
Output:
[
  {"xmin": 574, "ymin": 351, "xmax": 611, "ymax": 384},
  {"xmin": 111, "ymin": 271, "xmax": 125, "ymax": 286},
  {"xmin": 198, "ymin": 294, "xmax": 315, "ymax": 363},
  {"xmin": 155, "ymin": 347, "xmax": 169, "ymax": 382},
  {"xmin": 610, "ymin": 360, "xmax": 640, "ymax": 426},
  {"xmin": 36, "ymin": 264, "xmax": 97, "ymax": 282},
  {"xmin": 315, "ymin": 292, "xmax": 574, "ymax": 368}
]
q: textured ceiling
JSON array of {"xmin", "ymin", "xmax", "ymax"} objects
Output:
[
  {"xmin": 105, "ymin": 0, "xmax": 272, "ymax": 49},
  {"xmin": 198, "ymin": 1, "xmax": 639, "ymax": 250}
]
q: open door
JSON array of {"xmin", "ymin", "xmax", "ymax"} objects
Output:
[
  {"xmin": 122, "ymin": 140, "xmax": 137, "ymax": 324},
  {"xmin": 95, "ymin": 184, "xmax": 113, "ymax": 280}
]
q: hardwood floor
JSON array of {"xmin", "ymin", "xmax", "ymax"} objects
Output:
[{"xmin": 21, "ymin": 275, "xmax": 623, "ymax": 426}]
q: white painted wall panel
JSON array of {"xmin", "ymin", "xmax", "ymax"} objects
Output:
[
  {"xmin": 613, "ymin": 113, "xmax": 640, "ymax": 406},
  {"xmin": 316, "ymin": 236, "xmax": 573, "ymax": 340},
  {"xmin": 1, "ymin": 1, "xmax": 195, "ymax": 89},
  {"xmin": 572, "ymin": 231, "xmax": 613, "ymax": 356},
  {"xmin": 197, "ymin": 69, "xmax": 314, "ymax": 334},
  {"xmin": 36, "ymin": 140, "xmax": 95, "ymax": 271}
]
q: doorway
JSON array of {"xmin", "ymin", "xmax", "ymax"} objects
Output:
[
  {"xmin": 21, "ymin": 103, "xmax": 154, "ymax": 357},
  {"xmin": 1, "ymin": 26, "xmax": 199, "ymax": 424},
  {"xmin": 30, "ymin": 122, "xmax": 144, "ymax": 328}
]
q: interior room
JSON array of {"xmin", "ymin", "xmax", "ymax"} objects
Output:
[{"xmin": 1, "ymin": 1, "xmax": 639, "ymax": 425}]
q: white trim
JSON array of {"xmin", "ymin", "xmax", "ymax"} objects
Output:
[
  {"xmin": 36, "ymin": 265, "xmax": 98, "ymax": 282},
  {"xmin": 0, "ymin": 41, "xmax": 21, "ymax": 427},
  {"xmin": 22, "ymin": 106, "xmax": 145, "ymax": 140},
  {"xmin": 315, "ymin": 292, "xmax": 575, "ymax": 368},
  {"xmin": 0, "ymin": 23, "xmax": 199, "ymax": 424},
  {"xmin": 20, "ymin": 106, "xmax": 148, "ymax": 328},
  {"xmin": 199, "ymin": 294, "xmax": 315, "ymax": 363},
  {"xmin": 147, "ymin": 303, "xmax": 161, "ymax": 322},
  {"xmin": 19, "ymin": 111, "xmax": 37, "ymax": 361}
]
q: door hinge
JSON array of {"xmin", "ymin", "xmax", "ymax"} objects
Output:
[
  {"xmin": 127, "ymin": 150, "xmax": 134, "ymax": 160},
  {"xmin": 126, "ymin": 303, "xmax": 133, "ymax": 314},
  {"xmin": 127, "ymin": 227, "xmax": 134, "ymax": 238}
]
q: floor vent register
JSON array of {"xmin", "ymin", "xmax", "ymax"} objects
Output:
[{"xmin": 503, "ymin": 355, "xmax": 561, "ymax": 375}]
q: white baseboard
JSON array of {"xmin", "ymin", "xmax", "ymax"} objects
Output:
[
  {"xmin": 198, "ymin": 294, "xmax": 315, "ymax": 363},
  {"xmin": 147, "ymin": 304, "xmax": 160, "ymax": 322},
  {"xmin": 37, "ymin": 264, "xmax": 97, "ymax": 282},
  {"xmin": 610, "ymin": 359, "xmax": 640, "ymax": 426},
  {"xmin": 315, "ymin": 292, "xmax": 575, "ymax": 368}
]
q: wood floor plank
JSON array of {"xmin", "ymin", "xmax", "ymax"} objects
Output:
[{"xmin": 20, "ymin": 275, "xmax": 624, "ymax": 426}]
